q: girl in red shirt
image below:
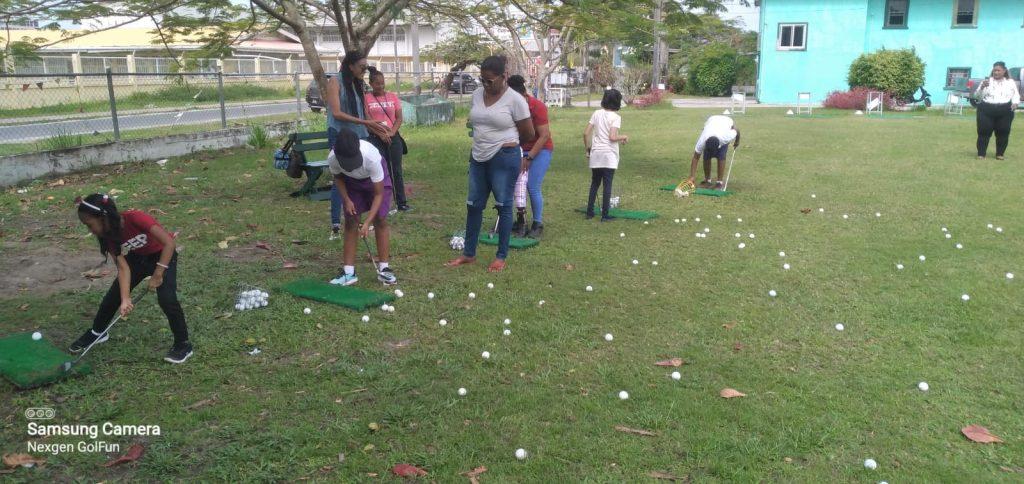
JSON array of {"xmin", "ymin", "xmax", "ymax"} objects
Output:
[{"xmin": 71, "ymin": 193, "xmax": 192, "ymax": 364}]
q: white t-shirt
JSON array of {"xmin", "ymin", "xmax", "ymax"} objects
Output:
[
  {"xmin": 469, "ymin": 87, "xmax": 531, "ymax": 162},
  {"xmin": 588, "ymin": 109, "xmax": 622, "ymax": 169},
  {"xmin": 328, "ymin": 140, "xmax": 385, "ymax": 182},
  {"xmin": 694, "ymin": 115, "xmax": 737, "ymax": 154},
  {"xmin": 978, "ymin": 78, "xmax": 1021, "ymax": 105}
]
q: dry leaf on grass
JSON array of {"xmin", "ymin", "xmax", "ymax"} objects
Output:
[
  {"xmin": 564, "ymin": 264, "xmax": 574, "ymax": 271},
  {"xmin": 647, "ymin": 470, "xmax": 688, "ymax": 481},
  {"xmin": 102, "ymin": 444, "xmax": 144, "ymax": 467},
  {"xmin": 719, "ymin": 388, "xmax": 747, "ymax": 398},
  {"xmin": 654, "ymin": 358, "xmax": 684, "ymax": 367},
  {"xmin": 184, "ymin": 397, "xmax": 218, "ymax": 411},
  {"xmin": 391, "ymin": 463, "xmax": 427, "ymax": 477},
  {"xmin": 1000, "ymin": 465, "xmax": 1024, "ymax": 473},
  {"xmin": 962, "ymin": 425, "xmax": 1003, "ymax": 443},
  {"xmin": 461, "ymin": 466, "xmax": 487, "ymax": 483},
  {"xmin": 722, "ymin": 322, "xmax": 737, "ymax": 329},
  {"xmin": 3, "ymin": 454, "xmax": 46, "ymax": 468},
  {"xmin": 18, "ymin": 304, "xmax": 29, "ymax": 311},
  {"xmin": 614, "ymin": 425, "xmax": 657, "ymax": 436},
  {"xmin": 81, "ymin": 268, "xmax": 110, "ymax": 280},
  {"xmin": 254, "ymin": 241, "xmax": 272, "ymax": 251},
  {"xmin": 800, "ymin": 208, "xmax": 812, "ymax": 214},
  {"xmin": 732, "ymin": 342, "xmax": 745, "ymax": 352},
  {"xmin": 217, "ymin": 240, "xmax": 229, "ymax": 249},
  {"xmin": 282, "ymin": 261, "xmax": 298, "ymax": 269}
]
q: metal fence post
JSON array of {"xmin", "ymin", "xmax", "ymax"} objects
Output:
[
  {"xmin": 105, "ymin": 67, "xmax": 120, "ymax": 141},
  {"xmin": 293, "ymin": 72, "xmax": 302, "ymax": 127},
  {"xmin": 217, "ymin": 68, "xmax": 227, "ymax": 129}
]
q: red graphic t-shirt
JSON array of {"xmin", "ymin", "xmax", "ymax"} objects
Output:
[
  {"xmin": 523, "ymin": 96, "xmax": 554, "ymax": 152},
  {"xmin": 107, "ymin": 210, "xmax": 165, "ymax": 256},
  {"xmin": 364, "ymin": 91, "xmax": 401, "ymax": 129}
]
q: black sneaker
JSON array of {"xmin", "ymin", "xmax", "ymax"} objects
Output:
[
  {"xmin": 511, "ymin": 214, "xmax": 525, "ymax": 234},
  {"xmin": 377, "ymin": 267, "xmax": 398, "ymax": 285},
  {"xmin": 329, "ymin": 225, "xmax": 341, "ymax": 241},
  {"xmin": 601, "ymin": 215, "xmax": 617, "ymax": 222},
  {"xmin": 527, "ymin": 221, "xmax": 544, "ymax": 238},
  {"xmin": 69, "ymin": 329, "xmax": 108, "ymax": 353},
  {"xmin": 164, "ymin": 341, "xmax": 193, "ymax": 364},
  {"xmin": 397, "ymin": 204, "xmax": 412, "ymax": 212}
]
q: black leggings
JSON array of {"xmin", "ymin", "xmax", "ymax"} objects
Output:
[
  {"xmin": 368, "ymin": 134, "xmax": 407, "ymax": 206},
  {"xmin": 93, "ymin": 253, "xmax": 189, "ymax": 344},
  {"xmin": 976, "ymin": 102, "xmax": 1015, "ymax": 157},
  {"xmin": 587, "ymin": 168, "xmax": 616, "ymax": 217}
]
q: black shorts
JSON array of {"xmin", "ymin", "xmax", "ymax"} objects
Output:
[{"xmin": 703, "ymin": 143, "xmax": 729, "ymax": 162}]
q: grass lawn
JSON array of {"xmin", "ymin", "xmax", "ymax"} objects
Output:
[{"xmin": 1, "ymin": 104, "xmax": 1022, "ymax": 481}]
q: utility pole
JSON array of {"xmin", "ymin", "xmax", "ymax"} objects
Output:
[
  {"xmin": 411, "ymin": 18, "xmax": 421, "ymax": 94},
  {"xmin": 393, "ymin": 17, "xmax": 400, "ymax": 92},
  {"xmin": 651, "ymin": 0, "xmax": 664, "ymax": 90}
]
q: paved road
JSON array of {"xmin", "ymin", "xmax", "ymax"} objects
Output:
[{"xmin": 0, "ymin": 101, "xmax": 303, "ymax": 143}]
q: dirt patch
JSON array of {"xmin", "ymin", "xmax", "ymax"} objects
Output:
[{"xmin": 0, "ymin": 243, "xmax": 115, "ymax": 299}]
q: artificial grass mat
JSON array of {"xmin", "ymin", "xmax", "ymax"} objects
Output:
[
  {"xmin": 573, "ymin": 207, "xmax": 659, "ymax": 220},
  {"xmin": 0, "ymin": 333, "xmax": 90, "ymax": 389},
  {"xmin": 280, "ymin": 278, "xmax": 395, "ymax": 311},
  {"xmin": 695, "ymin": 188, "xmax": 733, "ymax": 197},
  {"xmin": 478, "ymin": 233, "xmax": 540, "ymax": 249}
]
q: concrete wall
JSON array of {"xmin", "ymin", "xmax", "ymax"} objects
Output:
[
  {"xmin": 0, "ymin": 121, "xmax": 295, "ymax": 187},
  {"xmin": 758, "ymin": 0, "xmax": 1024, "ymax": 104}
]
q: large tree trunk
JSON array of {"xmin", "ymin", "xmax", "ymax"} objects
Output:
[{"xmin": 439, "ymin": 60, "xmax": 473, "ymax": 99}]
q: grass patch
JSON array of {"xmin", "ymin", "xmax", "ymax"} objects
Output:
[
  {"xmin": 1, "ymin": 106, "xmax": 1022, "ymax": 481},
  {"xmin": 39, "ymin": 128, "xmax": 84, "ymax": 151}
]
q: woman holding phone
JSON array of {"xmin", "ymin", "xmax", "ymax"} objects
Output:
[{"xmin": 974, "ymin": 61, "xmax": 1020, "ymax": 160}]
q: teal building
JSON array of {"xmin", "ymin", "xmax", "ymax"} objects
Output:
[{"xmin": 756, "ymin": 1, "xmax": 1024, "ymax": 104}]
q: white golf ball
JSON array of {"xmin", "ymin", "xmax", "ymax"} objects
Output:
[
  {"xmin": 487, "ymin": 283, "xmax": 494, "ymax": 289},
  {"xmin": 738, "ymin": 243, "xmax": 746, "ymax": 249},
  {"xmin": 695, "ymin": 217, "xmax": 701, "ymax": 222},
  {"xmin": 864, "ymin": 458, "xmax": 878, "ymax": 470},
  {"xmin": 386, "ymin": 305, "xmax": 395, "ymax": 313},
  {"xmin": 779, "ymin": 251, "xmax": 786, "ymax": 257},
  {"xmin": 918, "ymin": 381, "xmax": 929, "ymax": 391},
  {"xmin": 538, "ymin": 300, "xmax": 545, "ymax": 306},
  {"xmin": 427, "ymin": 292, "xmax": 435, "ymax": 300},
  {"xmin": 961, "ymin": 294, "xmax": 970, "ymax": 301},
  {"xmin": 875, "ymin": 212, "xmax": 881, "ymax": 217},
  {"xmin": 941, "ymin": 227, "xmax": 948, "ymax": 232},
  {"xmin": 381, "ymin": 304, "xmax": 389, "ymax": 311},
  {"xmin": 671, "ymin": 371, "xmax": 681, "ymax": 380},
  {"xmin": 704, "ymin": 227, "xmax": 710, "ymax": 233},
  {"xmin": 604, "ymin": 333, "xmax": 614, "ymax": 342},
  {"xmin": 768, "ymin": 290, "xmax": 777, "ymax": 297},
  {"xmin": 439, "ymin": 319, "xmax": 447, "ymax": 327},
  {"xmin": 783, "ymin": 263, "xmax": 791, "ymax": 270},
  {"xmin": 235, "ymin": 303, "xmax": 244, "ymax": 311},
  {"xmin": 956, "ymin": 243, "xmax": 963, "ymax": 249},
  {"xmin": 843, "ymin": 214, "xmax": 849, "ymax": 219},
  {"xmin": 700, "ymin": 233, "xmax": 707, "ymax": 238},
  {"xmin": 643, "ymin": 221, "xmax": 650, "ymax": 225},
  {"xmin": 458, "ymin": 387, "xmax": 467, "ymax": 396},
  {"xmin": 674, "ymin": 219, "xmax": 680, "ymax": 223},
  {"xmin": 716, "ymin": 214, "xmax": 722, "ymax": 219},
  {"xmin": 737, "ymin": 218, "xmax": 743, "ymax": 222},
  {"xmin": 1007, "ymin": 272, "xmax": 1014, "ymax": 280},
  {"xmin": 361, "ymin": 315, "xmax": 370, "ymax": 322},
  {"xmin": 945, "ymin": 233, "xmax": 952, "ymax": 239},
  {"xmin": 819, "ymin": 208, "xmax": 824, "ymax": 213},
  {"xmin": 682, "ymin": 218, "xmax": 687, "ymax": 222},
  {"xmin": 504, "ymin": 318, "xmax": 511, "ymax": 325},
  {"xmin": 735, "ymin": 233, "xmax": 742, "ymax": 238},
  {"xmin": 632, "ymin": 259, "xmax": 639, "ymax": 265},
  {"xmin": 896, "ymin": 263, "xmax": 904, "ymax": 270},
  {"xmin": 748, "ymin": 233, "xmax": 755, "ymax": 239},
  {"xmin": 987, "ymin": 223, "xmax": 994, "ymax": 229},
  {"xmin": 515, "ymin": 448, "xmax": 527, "ymax": 460},
  {"xmin": 586, "ymin": 285, "xmax": 594, "ymax": 292},
  {"xmin": 468, "ymin": 292, "xmax": 476, "ymax": 300},
  {"xmin": 303, "ymin": 307, "xmax": 311, "ymax": 315},
  {"xmin": 652, "ymin": 261, "xmax": 658, "ymax": 266},
  {"xmin": 503, "ymin": 329, "xmax": 511, "ymax": 336},
  {"xmin": 620, "ymin": 232, "xmax": 626, "ymax": 238},
  {"xmin": 835, "ymin": 323, "xmax": 844, "ymax": 331},
  {"xmin": 811, "ymin": 194, "xmax": 816, "ymax": 199},
  {"xmin": 31, "ymin": 332, "xmax": 42, "ymax": 341},
  {"xmin": 618, "ymin": 390, "xmax": 629, "ymax": 400},
  {"xmin": 260, "ymin": 300, "xmax": 268, "ymax": 307},
  {"xmin": 395, "ymin": 289, "xmax": 404, "ymax": 298},
  {"xmin": 919, "ymin": 255, "xmax": 926, "ymax": 262},
  {"xmin": 261, "ymin": 291, "xmax": 269, "ymax": 298},
  {"xmin": 481, "ymin": 351, "xmax": 491, "ymax": 360},
  {"xmin": 996, "ymin": 227, "xmax": 1003, "ymax": 233}
]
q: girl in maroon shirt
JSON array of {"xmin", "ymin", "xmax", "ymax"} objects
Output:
[{"xmin": 71, "ymin": 193, "xmax": 193, "ymax": 364}]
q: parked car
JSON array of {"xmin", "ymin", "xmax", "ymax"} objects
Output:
[
  {"xmin": 305, "ymin": 75, "xmax": 332, "ymax": 113},
  {"xmin": 449, "ymin": 73, "xmax": 478, "ymax": 94},
  {"xmin": 962, "ymin": 67, "xmax": 1022, "ymax": 108}
]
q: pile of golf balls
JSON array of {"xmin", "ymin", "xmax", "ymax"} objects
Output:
[
  {"xmin": 235, "ymin": 289, "xmax": 269, "ymax": 311},
  {"xmin": 449, "ymin": 234, "xmax": 466, "ymax": 251}
]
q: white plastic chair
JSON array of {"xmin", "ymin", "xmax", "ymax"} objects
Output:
[{"xmin": 796, "ymin": 92, "xmax": 812, "ymax": 115}]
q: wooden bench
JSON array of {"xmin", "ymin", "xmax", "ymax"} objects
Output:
[{"xmin": 288, "ymin": 131, "xmax": 333, "ymax": 201}]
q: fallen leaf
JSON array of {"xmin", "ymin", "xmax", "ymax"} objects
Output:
[
  {"xmin": 185, "ymin": 397, "xmax": 218, "ymax": 411},
  {"xmin": 3, "ymin": 453, "xmax": 46, "ymax": 468},
  {"xmin": 615, "ymin": 425, "xmax": 657, "ymax": 436},
  {"xmin": 461, "ymin": 466, "xmax": 487, "ymax": 484},
  {"xmin": 362, "ymin": 444, "xmax": 375, "ymax": 452},
  {"xmin": 47, "ymin": 179, "xmax": 65, "ymax": 187},
  {"xmin": 368, "ymin": 422, "xmax": 380, "ymax": 432},
  {"xmin": 386, "ymin": 339, "xmax": 413, "ymax": 350},
  {"xmin": 214, "ymin": 312, "xmax": 233, "ymax": 320},
  {"xmin": 722, "ymin": 322, "xmax": 737, "ymax": 329},
  {"xmin": 282, "ymin": 261, "xmax": 298, "ymax": 269},
  {"xmin": 254, "ymin": 241, "xmax": 272, "ymax": 251},
  {"xmin": 149, "ymin": 208, "xmax": 168, "ymax": 215},
  {"xmin": 392, "ymin": 464, "xmax": 427, "ymax": 477},
  {"xmin": 366, "ymin": 473, "xmax": 378, "ymax": 477},
  {"xmin": 18, "ymin": 304, "xmax": 29, "ymax": 311},
  {"xmin": 800, "ymin": 208, "xmax": 811, "ymax": 214},
  {"xmin": 564, "ymin": 264, "xmax": 574, "ymax": 271},
  {"xmin": 102, "ymin": 444, "xmax": 144, "ymax": 467},
  {"xmin": 217, "ymin": 240, "xmax": 229, "ymax": 249},
  {"xmin": 962, "ymin": 425, "xmax": 1003, "ymax": 443},
  {"xmin": 165, "ymin": 186, "xmax": 177, "ymax": 195},
  {"xmin": 81, "ymin": 268, "xmax": 110, "ymax": 280},
  {"xmin": 719, "ymin": 388, "xmax": 747, "ymax": 398},
  {"xmin": 291, "ymin": 239, "xmax": 309, "ymax": 245},
  {"xmin": 108, "ymin": 189, "xmax": 124, "ymax": 196},
  {"xmin": 654, "ymin": 358, "xmax": 684, "ymax": 367},
  {"xmin": 999, "ymin": 465, "xmax": 1024, "ymax": 473},
  {"xmin": 247, "ymin": 223, "xmax": 259, "ymax": 230},
  {"xmin": 647, "ymin": 470, "xmax": 688, "ymax": 481},
  {"xmin": 784, "ymin": 457, "xmax": 793, "ymax": 463},
  {"xmin": 732, "ymin": 342, "xmax": 745, "ymax": 352}
]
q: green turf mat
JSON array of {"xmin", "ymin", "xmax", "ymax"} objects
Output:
[
  {"xmin": 479, "ymin": 233, "xmax": 540, "ymax": 249},
  {"xmin": 574, "ymin": 207, "xmax": 659, "ymax": 220},
  {"xmin": 0, "ymin": 333, "xmax": 90, "ymax": 389},
  {"xmin": 281, "ymin": 278, "xmax": 395, "ymax": 311},
  {"xmin": 659, "ymin": 184, "xmax": 676, "ymax": 191},
  {"xmin": 695, "ymin": 188, "xmax": 733, "ymax": 197}
]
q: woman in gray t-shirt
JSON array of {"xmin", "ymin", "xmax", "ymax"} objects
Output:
[{"xmin": 446, "ymin": 56, "xmax": 535, "ymax": 273}]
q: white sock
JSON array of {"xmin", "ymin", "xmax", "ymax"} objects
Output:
[
  {"xmin": 91, "ymin": 330, "xmax": 103, "ymax": 336},
  {"xmin": 378, "ymin": 261, "xmax": 389, "ymax": 270},
  {"xmin": 344, "ymin": 265, "xmax": 355, "ymax": 276}
]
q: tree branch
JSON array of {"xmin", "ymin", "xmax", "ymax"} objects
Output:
[{"xmin": 251, "ymin": 0, "xmax": 299, "ymax": 29}]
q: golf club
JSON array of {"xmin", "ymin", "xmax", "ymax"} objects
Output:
[
  {"xmin": 60, "ymin": 280, "xmax": 150, "ymax": 373},
  {"xmin": 361, "ymin": 235, "xmax": 382, "ymax": 274},
  {"xmin": 722, "ymin": 146, "xmax": 739, "ymax": 191}
]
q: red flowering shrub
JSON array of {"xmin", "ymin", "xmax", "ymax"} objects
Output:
[
  {"xmin": 630, "ymin": 89, "xmax": 666, "ymax": 109},
  {"xmin": 823, "ymin": 87, "xmax": 897, "ymax": 110}
]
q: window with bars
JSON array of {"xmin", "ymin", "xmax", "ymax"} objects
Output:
[
  {"xmin": 953, "ymin": 0, "xmax": 978, "ymax": 27},
  {"xmin": 777, "ymin": 23, "xmax": 807, "ymax": 51},
  {"xmin": 379, "ymin": 26, "xmax": 406, "ymax": 43},
  {"xmin": 884, "ymin": 0, "xmax": 908, "ymax": 28},
  {"xmin": 320, "ymin": 31, "xmax": 343, "ymax": 43},
  {"xmin": 945, "ymin": 67, "xmax": 971, "ymax": 89}
]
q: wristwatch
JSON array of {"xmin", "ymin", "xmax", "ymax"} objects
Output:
[{"xmin": 525, "ymin": 154, "xmax": 534, "ymax": 161}]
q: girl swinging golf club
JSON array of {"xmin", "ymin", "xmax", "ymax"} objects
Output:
[
  {"xmin": 70, "ymin": 194, "xmax": 193, "ymax": 364},
  {"xmin": 328, "ymin": 128, "xmax": 398, "ymax": 286}
]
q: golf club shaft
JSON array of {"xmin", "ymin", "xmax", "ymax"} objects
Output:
[
  {"xmin": 723, "ymin": 147, "xmax": 738, "ymax": 191},
  {"xmin": 361, "ymin": 236, "xmax": 380, "ymax": 273},
  {"xmin": 71, "ymin": 281, "xmax": 150, "ymax": 365}
]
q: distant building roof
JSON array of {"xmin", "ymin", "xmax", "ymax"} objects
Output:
[{"xmin": 2, "ymin": 28, "xmax": 204, "ymax": 53}]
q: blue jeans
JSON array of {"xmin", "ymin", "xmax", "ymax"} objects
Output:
[
  {"xmin": 463, "ymin": 146, "xmax": 521, "ymax": 260},
  {"xmin": 525, "ymin": 148, "xmax": 552, "ymax": 223}
]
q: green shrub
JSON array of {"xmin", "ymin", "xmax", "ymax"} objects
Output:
[
  {"xmin": 687, "ymin": 43, "xmax": 739, "ymax": 96},
  {"xmin": 847, "ymin": 48, "xmax": 925, "ymax": 99},
  {"xmin": 666, "ymin": 75, "xmax": 687, "ymax": 94},
  {"xmin": 41, "ymin": 128, "xmax": 84, "ymax": 151},
  {"xmin": 247, "ymin": 123, "xmax": 270, "ymax": 149}
]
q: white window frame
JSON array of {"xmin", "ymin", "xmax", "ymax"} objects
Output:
[
  {"xmin": 379, "ymin": 25, "xmax": 406, "ymax": 43},
  {"xmin": 945, "ymin": 67, "xmax": 971, "ymax": 89},
  {"xmin": 952, "ymin": 0, "xmax": 979, "ymax": 27},
  {"xmin": 884, "ymin": 0, "xmax": 909, "ymax": 28},
  {"xmin": 776, "ymin": 23, "xmax": 807, "ymax": 51}
]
